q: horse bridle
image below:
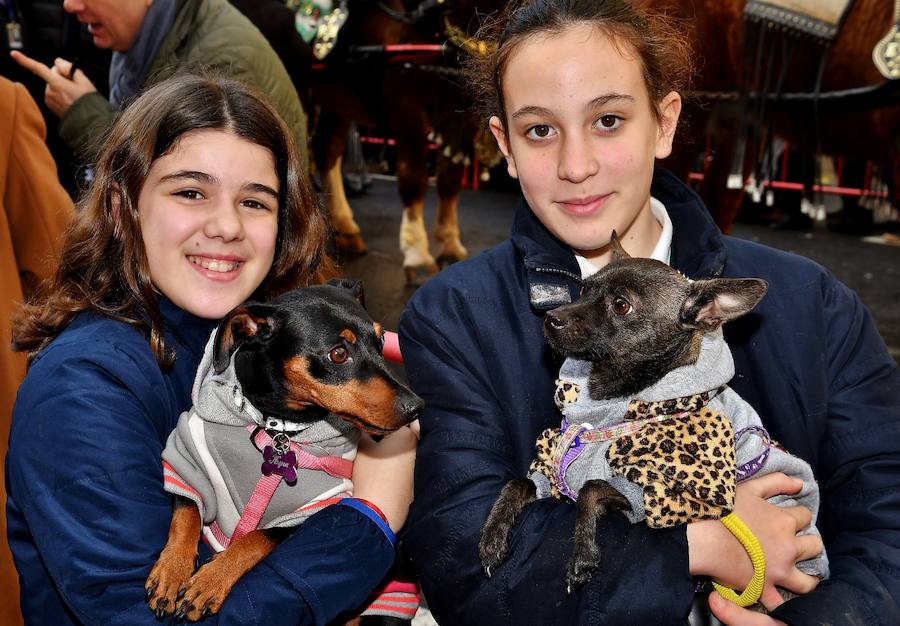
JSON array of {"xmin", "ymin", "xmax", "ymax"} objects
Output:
[{"xmin": 376, "ymin": 0, "xmax": 496, "ymax": 57}]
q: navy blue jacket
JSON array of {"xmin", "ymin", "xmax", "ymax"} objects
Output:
[
  {"xmin": 398, "ymin": 168, "xmax": 900, "ymax": 625},
  {"xmin": 6, "ymin": 299, "xmax": 395, "ymax": 625}
]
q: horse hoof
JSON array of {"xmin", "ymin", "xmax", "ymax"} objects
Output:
[
  {"xmin": 436, "ymin": 251, "xmax": 465, "ymax": 269},
  {"xmin": 435, "ymin": 234, "xmax": 468, "ymax": 269},
  {"xmin": 404, "ymin": 263, "xmax": 438, "ymax": 286},
  {"xmin": 334, "ymin": 231, "xmax": 368, "ymax": 257}
]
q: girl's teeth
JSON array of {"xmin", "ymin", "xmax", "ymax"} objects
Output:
[{"xmin": 190, "ymin": 257, "xmax": 239, "ymax": 272}]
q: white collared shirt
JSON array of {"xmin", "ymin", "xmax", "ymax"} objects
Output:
[{"xmin": 574, "ymin": 196, "xmax": 673, "ymax": 279}]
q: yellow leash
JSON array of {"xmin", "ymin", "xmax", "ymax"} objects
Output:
[{"xmin": 711, "ymin": 513, "xmax": 767, "ymax": 607}]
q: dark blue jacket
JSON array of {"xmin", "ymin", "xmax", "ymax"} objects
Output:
[
  {"xmin": 398, "ymin": 168, "xmax": 900, "ymax": 625},
  {"xmin": 6, "ymin": 299, "xmax": 395, "ymax": 625}
]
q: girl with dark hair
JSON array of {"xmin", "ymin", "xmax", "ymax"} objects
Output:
[
  {"xmin": 7, "ymin": 73, "xmax": 417, "ymax": 625},
  {"xmin": 398, "ymin": 1, "xmax": 900, "ymax": 624}
]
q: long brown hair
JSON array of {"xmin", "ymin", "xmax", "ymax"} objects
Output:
[
  {"xmin": 465, "ymin": 0, "xmax": 694, "ymax": 127},
  {"xmin": 13, "ymin": 73, "xmax": 336, "ymax": 369}
]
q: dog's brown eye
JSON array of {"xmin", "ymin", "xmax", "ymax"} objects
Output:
[
  {"xmin": 329, "ymin": 346, "xmax": 349, "ymax": 364},
  {"xmin": 612, "ymin": 297, "xmax": 632, "ymax": 316}
]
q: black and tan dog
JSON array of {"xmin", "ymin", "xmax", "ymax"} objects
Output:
[{"xmin": 145, "ymin": 280, "xmax": 422, "ymax": 621}]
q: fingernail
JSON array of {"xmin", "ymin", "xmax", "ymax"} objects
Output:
[{"xmin": 708, "ymin": 591, "xmax": 724, "ymax": 610}]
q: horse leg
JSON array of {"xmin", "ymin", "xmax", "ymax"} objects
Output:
[
  {"xmin": 669, "ymin": 102, "xmax": 747, "ymax": 233},
  {"xmin": 699, "ymin": 120, "xmax": 749, "ymax": 234},
  {"xmin": 394, "ymin": 111, "xmax": 437, "ymax": 285},
  {"xmin": 322, "ymin": 155, "xmax": 368, "ymax": 256},
  {"xmin": 434, "ymin": 151, "xmax": 469, "ymax": 268},
  {"xmin": 314, "ymin": 111, "xmax": 368, "ymax": 257},
  {"xmin": 398, "ymin": 189, "xmax": 437, "ymax": 285}
]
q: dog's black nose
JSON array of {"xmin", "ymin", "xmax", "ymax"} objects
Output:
[
  {"xmin": 398, "ymin": 394, "xmax": 425, "ymax": 424},
  {"xmin": 545, "ymin": 312, "xmax": 567, "ymax": 331}
]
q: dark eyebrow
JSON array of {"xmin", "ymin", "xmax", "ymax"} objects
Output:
[
  {"xmin": 511, "ymin": 93, "xmax": 636, "ymax": 120},
  {"xmin": 159, "ymin": 170, "xmax": 218, "ymax": 185},
  {"xmin": 511, "ymin": 105, "xmax": 554, "ymax": 120},
  {"xmin": 243, "ymin": 182, "xmax": 279, "ymax": 199},
  {"xmin": 158, "ymin": 171, "xmax": 278, "ymax": 199},
  {"xmin": 588, "ymin": 93, "xmax": 635, "ymax": 108}
]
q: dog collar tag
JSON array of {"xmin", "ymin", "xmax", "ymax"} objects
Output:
[{"xmin": 261, "ymin": 434, "xmax": 298, "ymax": 485}]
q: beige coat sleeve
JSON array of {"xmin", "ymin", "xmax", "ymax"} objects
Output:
[{"xmin": 0, "ymin": 76, "xmax": 75, "ymax": 626}]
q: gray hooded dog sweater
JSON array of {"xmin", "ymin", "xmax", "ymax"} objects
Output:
[{"xmin": 162, "ymin": 334, "xmax": 358, "ymax": 551}]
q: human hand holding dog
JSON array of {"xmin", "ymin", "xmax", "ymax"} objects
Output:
[
  {"xmin": 688, "ymin": 473, "xmax": 823, "ymax": 610},
  {"xmin": 10, "ymin": 51, "xmax": 97, "ymax": 118},
  {"xmin": 353, "ymin": 425, "xmax": 419, "ymax": 532}
]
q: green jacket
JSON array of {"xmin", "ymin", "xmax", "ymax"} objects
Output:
[{"xmin": 59, "ymin": 0, "xmax": 308, "ymax": 168}]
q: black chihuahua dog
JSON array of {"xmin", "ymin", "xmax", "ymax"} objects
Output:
[
  {"xmin": 146, "ymin": 280, "xmax": 423, "ymax": 621},
  {"xmin": 479, "ymin": 232, "xmax": 781, "ymax": 595}
]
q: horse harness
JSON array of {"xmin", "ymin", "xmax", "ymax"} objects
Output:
[{"xmin": 710, "ymin": 0, "xmax": 899, "ymax": 202}]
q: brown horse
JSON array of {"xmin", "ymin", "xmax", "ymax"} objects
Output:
[
  {"xmin": 638, "ymin": 0, "xmax": 899, "ymax": 233},
  {"xmin": 309, "ymin": 0, "xmax": 502, "ymax": 283}
]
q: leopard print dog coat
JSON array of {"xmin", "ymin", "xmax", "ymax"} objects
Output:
[{"xmin": 527, "ymin": 329, "xmax": 828, "ymax": 578}]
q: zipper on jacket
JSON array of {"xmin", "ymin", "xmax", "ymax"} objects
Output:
[{"xmin": 530, "ymin": 265, "xmax": 583, "ymax": 282}]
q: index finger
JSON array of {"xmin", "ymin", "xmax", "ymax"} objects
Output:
[
  {"xmin": 739, "ymin": 472, "xmax": 802, "ymax": 500},
  {"xmin": 780, "ymin": 504, "xmax": 813, "ymax": 532},
  {"xmin": 9, "ymin": 50, "xmax": 54, "ymax": 82},
  {"xmin": 760, "ymin": 568, "xmax": 820, "ymax": 611}
]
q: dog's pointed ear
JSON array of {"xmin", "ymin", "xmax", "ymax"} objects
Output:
[
  {"xmin": 213, "ymin": 302, "xmax": 281, "ymax": 373},
  {"xmin": 327, "ymin": 277, "xmax": 366, "ymax": 309},
  {"xmin": 680, "ymin": 278, "xmax": 768, "ymax": 331},
  {"xmin": 609, "ymin": 230, "xmax": 631, "ymax": 262}
]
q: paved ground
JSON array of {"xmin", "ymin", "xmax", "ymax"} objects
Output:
[{"xmin": 338, "ymin": 176, "xmax": 900, "ymax": 363}]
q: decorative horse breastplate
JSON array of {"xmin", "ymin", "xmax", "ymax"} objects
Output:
[
  {"xmin": 873, "ymin": 0, "xmax": 900, "ymax": 79},
  {"xmin": 744, "ymin": 0, "xmax": 855, "ymax": 43}
]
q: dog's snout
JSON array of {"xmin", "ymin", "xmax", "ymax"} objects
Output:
[{"xmin": 398, "ymin": 394, "xmax": 425, "ymax": 424}]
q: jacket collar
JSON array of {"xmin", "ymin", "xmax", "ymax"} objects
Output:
[
  {"xmin": 652, "ymin": 168, "xmax": 727, "ymax": 280},
  {"xmin": 510, "ymin": 195, "xmax": 583, "ymax": 312},
  {"xmin": 150, "ymin": 0, "xmax": 202, "ymax": 79},
  {"xmin": 108, "ymin": 0, "xmax": 178, "ymax": 107},
  {"xmin": 510, "ymin": 167, "xmax": 727, "ymax": 311},
  {"xmin": 159, "ymin": 296, "xmax": 218, "ymax": 360}
]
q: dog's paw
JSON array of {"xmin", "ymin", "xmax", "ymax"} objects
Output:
[
  {"xmin": 478, "ymin": 478, "xmax": 537, "ymax": 578},
  {"xmin": 478, "ymin": 505, "xmax": 517, "ymax": 578},
  {"xmin": 173, "ymin": 553, "xmax": 244, "ymax": 622},
  {"xmin": 564, "ymin": 551, "xmax": 599, "ymax": 596},
  {"xmin": 174, "ymin": 572, "xmax": 226, "ymax": 621},
  {"xmin": 145, "ymin": 548, "xmax": 196, "ymax": 619},
  {"xmin": 478, "ymin": 529, "xmax": 512, "ymax": 579}
]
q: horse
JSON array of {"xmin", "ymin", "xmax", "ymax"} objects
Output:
[
  {"xmin": 638, "ymin": 0, "xmax": 900, "ymax": 233},
  {"xmin": 308, "ymin": 0, "xmax": 503, "ymax": 283}
]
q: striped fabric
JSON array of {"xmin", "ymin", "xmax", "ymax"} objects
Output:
[
  {"xmin": 360, "ymin": 580, "xmax": 421, "ymax": 620},
  {"xmin": 162, "ymin": 460, "xmax": 206, "ymax": 517}
]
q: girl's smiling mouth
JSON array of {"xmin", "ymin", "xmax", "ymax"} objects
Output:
[{"xmin": 187, "ymin": 255, "xmax": 244, "ymax": 276}]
